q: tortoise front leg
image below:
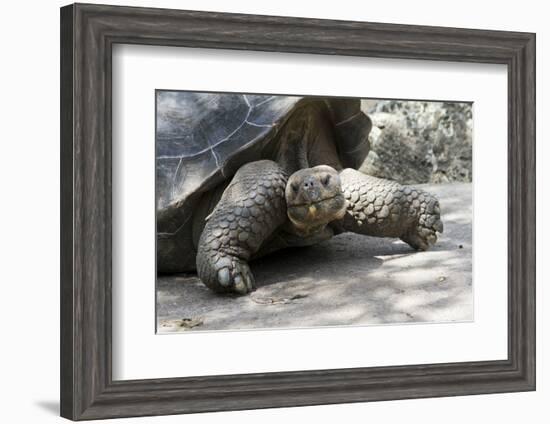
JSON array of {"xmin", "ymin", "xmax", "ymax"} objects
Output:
[
  {"xmin": 197, "ymin": 160, "xmax": 288, "ymax": 295},
  {"xmin": 338, "ymin": 169, "xmax": 443, "ymax": 250}
]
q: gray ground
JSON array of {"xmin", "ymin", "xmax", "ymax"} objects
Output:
[{"xmin": 157, "ymin": 182, "xmax": 472, "ymax": 333}]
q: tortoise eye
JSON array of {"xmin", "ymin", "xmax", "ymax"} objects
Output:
[
  {"xmin": 321, "ymin": 174, "xmax": 331, "ymax": 186},
  {"xmin": 291, "ymin": 182, "xmax": 299, "ymax": 193}
]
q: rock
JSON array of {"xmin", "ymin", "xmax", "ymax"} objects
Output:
[{"xmin": 360, "ymin": 100, "xmax": 472, "ymax": 184}]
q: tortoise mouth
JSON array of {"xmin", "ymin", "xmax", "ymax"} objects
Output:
[
  {"xmin": 287, "ymin": 194, "xmax": 340, "ymax": 208},
  {"xmin": 287, "ymin": 193, "xmax": 346, "ymax": 229}
]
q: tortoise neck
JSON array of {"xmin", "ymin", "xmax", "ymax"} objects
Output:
[{"xmin": 271, "ymin": 101, "xmax": 343, "ymax": 174}]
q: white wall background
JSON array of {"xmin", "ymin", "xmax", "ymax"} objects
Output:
[{"xmin": 0, "ymin": 0, "xmax": 546, "ymax": 423}]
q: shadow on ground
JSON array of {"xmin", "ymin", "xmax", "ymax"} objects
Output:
[{"xmin": 157, "ymin": 182, "xmax": 472, "ymax": 332}]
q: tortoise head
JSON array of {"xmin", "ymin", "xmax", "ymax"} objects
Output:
[{"xmin": 285, "ymin": 165, "xmax": 346, "ymax": 234}]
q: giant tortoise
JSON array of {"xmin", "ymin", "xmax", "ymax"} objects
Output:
[{"xmin": 156, "ymin": 92, "xmax": 443, "ymax": 295}]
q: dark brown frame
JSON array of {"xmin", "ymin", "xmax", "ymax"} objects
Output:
[{"xmin": 60, "ymin": 3, "xmax": 536, "ymax": 420}]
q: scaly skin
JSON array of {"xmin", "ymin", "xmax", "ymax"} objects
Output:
[
  {"xmin": 196, "ymin": 160, "xmax": 288, "ymax": 294},
  {"xmin": 338, "ymin": 168, "xmax": 443, "ymax": 250},
  {"xmin": 197, "ymin": 164, "xmax": 443, "ymax": 295}
]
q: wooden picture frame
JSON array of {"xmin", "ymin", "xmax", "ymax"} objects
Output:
[{"xmin": 60, "ymin": 3, "xmax": 536, "ymax": 420}]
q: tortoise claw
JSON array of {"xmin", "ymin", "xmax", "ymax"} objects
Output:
[
  {"xmin": 401, "ymin": 195, "xmax": 443, "ymax": 251},
  {"xmin": 202, "ymin": 256, "xmax": 256, "ymax": 295}
]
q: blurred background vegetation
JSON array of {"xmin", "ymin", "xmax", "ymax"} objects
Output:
[{"xmin": 361, "ymin": 100, "xmax": 472, "ymax": 184}]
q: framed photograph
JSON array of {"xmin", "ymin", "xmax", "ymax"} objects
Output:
[{"xmin": 60, "ymin": 3, "xmax": 536, "ymax": 420}]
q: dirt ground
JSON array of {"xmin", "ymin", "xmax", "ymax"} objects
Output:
[{"xmin": 157, "ymin": 182, "xmax": 472, "ymax": 333}]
